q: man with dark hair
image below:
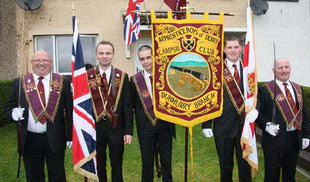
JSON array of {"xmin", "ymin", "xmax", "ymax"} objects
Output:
[
  {"xmin": 86, "ymin": 40, "xmax": 133, "ymax": 182},
  {"xmin": 202, "ymin": 36, "xmax": 253, "ymax": 182},
  {"xmin": 5, "ymin": 50, "xmax": 73, "ymax": 182},
  {"xmin": 130, "ymin": 45, "xmax": 175, "ymax": 182},
  {"xmin": 257, "ymin": 58, "xmax": 310, "ymax": 181}
]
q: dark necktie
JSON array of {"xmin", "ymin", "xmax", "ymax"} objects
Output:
[
  {"xmin": 102, "ymin": 72, "xmax": 109, "ymax": 94},
  {"xmin": 232, "ymin": 64, "xmax": 240, "ymax": 84},
  {"xmin": 38, "ymin": 77, "xmax": 46, "ymax": 124},
  {"xmin": 283, "ymin": 83, "xmax": 298, "ymax": 114},
  {"xmin": 149, "ymin": 75, "xmax": 153, "ymax": 92}
]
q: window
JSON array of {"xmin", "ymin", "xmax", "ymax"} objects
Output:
[{"xmin": 35, "ymin": 35, "xmax": 98, "ymax": 75}]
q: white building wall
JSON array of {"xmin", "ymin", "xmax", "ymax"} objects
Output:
[{"xmin": 254, "ymin": 0, "xmax": 310, "ymax": 86}]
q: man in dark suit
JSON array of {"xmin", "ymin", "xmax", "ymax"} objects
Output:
[
  {"xmin": 5, "ymin": 50, "xmax": 73, "ymax": 182},
  {"xmin": 130, "ymin": 45, "xmax": 175, "ymax": 182},
  {"xmin": 257, "ymin": 58, "xmax": 310, "ymax": 181},
  {"xmin": 202, "ymin": 36, "xmax": 252, "ymax": 182},
  {"xmin": 87, "ymin": 41, "xmax": 133, "ymax": 182}
]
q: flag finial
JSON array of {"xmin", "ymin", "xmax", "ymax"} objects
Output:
[{"xmin": 72, "ymin": 1, "xmax": 75, "ymax": 16}]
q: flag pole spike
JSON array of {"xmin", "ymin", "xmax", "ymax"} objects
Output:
[
  {"xmin": 272, "ymin": 40, "xmax": 277, "ymax": 123},
  {"xmin": 131, "ymin": 10, "xmax": 238, "ymax": 16},
  {"xmin": 72, "ymin": 1, "xmax": 75, "ymax": 16}
]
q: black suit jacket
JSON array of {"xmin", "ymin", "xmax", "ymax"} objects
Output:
[
  {"xmin": 129, "ymin": 75, "xmax": 175, "ymax": 140},
  {"xmin": 5, "ymin": 75, "xmax": 73, "ymax": 154},
  {"xmin": 95, "ymin": 71, "xmax": 133, "ymax": 144},
  {"xmin": 202, "ymin": 63, "xmax": 244, "ymax": 138},
  {"xmin": 257, "ymin": 83, "xmax": 310, "ymax": 150}
]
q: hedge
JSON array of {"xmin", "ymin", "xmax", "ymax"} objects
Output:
[
  {"xmin": 0, "ymin": 80, "xmax": 310, "ymax": 127},
  {"xmin": 0, "ymin": 80, "xmax": 13, "ymax": 127}
]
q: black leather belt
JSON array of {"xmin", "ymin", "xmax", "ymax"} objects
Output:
[{"xmin": 28, "ymin": 131, "xmax": 47, "ymax": 136}]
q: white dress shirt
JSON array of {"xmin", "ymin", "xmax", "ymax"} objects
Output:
[
  {"xmin": 143, "ymin": 70, "xmax": 153, "ymax": 99},
  {"xmin": 27, "ymin": 73, "xmax": 50, "ymax": 133},
  {"xmin": 276, "ymin": 79, "xmax": 297, "ymax": 131}
]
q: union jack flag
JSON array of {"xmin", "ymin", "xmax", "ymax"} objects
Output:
[
  {"xmin": 71, "ymin": 16, "xmax": 98, "ymax": 181},
  {"xmin": 124, "ymin": 0, "xmax": 144, "ymax": 46}
]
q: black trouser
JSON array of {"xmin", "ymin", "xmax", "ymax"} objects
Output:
[
  {"xmin": 214, "ymin": 127, "xmax": 251, "ymax": 182},
  {"xmin": 23, "ymin": 132, "xmax": 66, "ymax": 182},
  {"xmin": 140, "ymin": 120, "xmax": 173, "ymax": 182},
  {"xmin": 96, "ymin": 120, "xmax": 124, "ymax": 182},
  {"xmin": 263, "ymin": 131, "xmax": 299, "ymax": 182}
]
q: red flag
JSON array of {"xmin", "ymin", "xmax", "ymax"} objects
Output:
[{"xmin": 164, "ymin": 0, "xmax": 186, "ymax": 19}]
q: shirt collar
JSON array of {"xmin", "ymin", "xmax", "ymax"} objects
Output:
[
  {"xmin": 276, "ymin": 79, "xmax": 291, "ymax": 87},
  {"xmin": 99, "ymin": 65, "xmax": 112, "ymax": 76},
  {"xmin": 33, "ymin": 73, "xmax": 50, "ymax": 81},
  {"xmin": 226, "ymin": 59, "xmax": 240, "ymax": 69}
]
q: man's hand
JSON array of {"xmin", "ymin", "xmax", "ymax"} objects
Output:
[
  {"xmin": 202, "ymin": 128, "xmax": 213, "ymax": 138},
  {"xmin": 246, "ymin": 109, "xmax": 259, "ymax": 123},
  {"xmin": 12, "ymin": 107, "xmax": 25, "ymax": 121},
  {"xmin": 66, "ymin": 141, "xmax": 72, "ymax": 149},
  {"xmin": 265, "ymin": 122, "xmax": 280, "ymax": 136},
  {"xmin": 124, "ymin": 135, "xmax": 133, "ymax": 144},
  {"xmin": 302, "ymin": 138, "xmax": 310, "ymax": 149}
]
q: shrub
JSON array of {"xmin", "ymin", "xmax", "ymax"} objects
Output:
[
  {"xmin": 303, "ymin": 86, "xmax": 310, "ymax": 117},
  {"xmin": 0, "ymin": 80, "xmax": 13, "ymax": 127}
]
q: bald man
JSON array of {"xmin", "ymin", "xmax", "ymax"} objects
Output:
[
  {"xmin": 257, "ymin": 58, "xmax": 310, "ymax": 181},
  {"xmin": 5, "ymin": 50, "xmax": 73, "ymax": 182}
]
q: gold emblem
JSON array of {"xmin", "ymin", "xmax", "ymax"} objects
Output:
[
  {"xmin": 51, "ymin": 80, "xmax": 60, "ymax": 91},
  {"xmin": 96, "ymin": 76, "xmax": 103, "ymax": 87},
  {"xmin": 182, "ymin": 37, "xmax": 196, "ymax": 52},
  {"xmin": 89, "ymin": 78, "xmax": 98, "ymax": 89},
  {"xmin": 115, "ymin": 78, "xmax": 121, "ymax": 87},
  {"xmin": 27, "ymin": 83, "xmax": 35, "ymax": 90},
  {"xmin": 276, "ymin": 94, "xmax": 285, "ymax": 101}
]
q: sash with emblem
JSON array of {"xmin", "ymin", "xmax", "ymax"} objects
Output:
[
  {"xmin": 223, "ymin": 63, "xmax": 245, "ymax": 115},
  {"xmin": 23, "ymin": 73, "xmax": 63, "ymax": 123},
  {"xmin": 87, "ymin": 66, "xmax": 125, "ymax": 122},
  {"xmin": 132, "ymin": 71, "xmax": 158, "ymax": 126},
  {"xmin": 265, "ymin": 81, "xmax": 303, "ymax": 130}
]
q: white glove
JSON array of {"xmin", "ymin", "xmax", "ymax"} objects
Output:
[
  {"xmin": 302, "ymin": 138, "xmax": 310, "ymax": 149},
  {"xmin": 202, "ymin": 128, "xmax": 213, "ymax": 138},
  {"xmin": 12, "ymin": 107, "xmax": 25, "ymax": 121},
  {"xmin": 245, "ymin": 109, "xmax": 259, "ymax": 123},
  {"xmin": 265, "ymin": 122, "xmax": 280, "ymax": 136},
  {"xmin": 66, "ymin": 141, "xmax": 72, "ymax": 149}
]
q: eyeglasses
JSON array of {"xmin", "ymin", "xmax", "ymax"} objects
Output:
[{"xmin": 31, "ymin": 59, "xmax": 51, "ymax": 64}]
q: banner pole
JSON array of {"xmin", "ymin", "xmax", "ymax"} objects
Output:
[
  {"xmin": 132, "ymin": 10, "xmax": 238, "ymax": 16},
  {"xmin": 184, "ymin": 127, "xmax": 188, "ymax": 182}
]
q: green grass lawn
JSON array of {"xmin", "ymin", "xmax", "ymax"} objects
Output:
[{"xmin": 0, "ymin": 123, "xmax": 309, "ymax": 181}]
